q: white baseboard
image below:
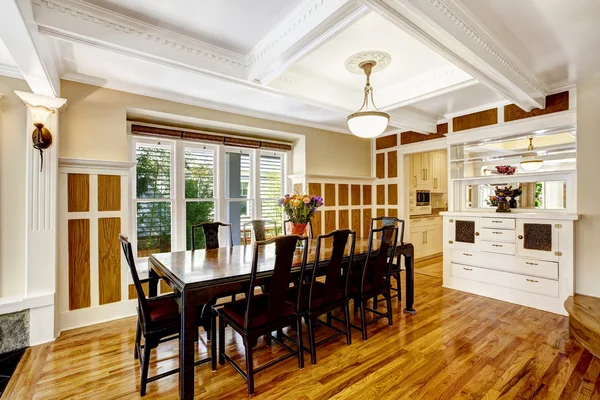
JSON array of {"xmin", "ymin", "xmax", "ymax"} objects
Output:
[{"xmin": 59, "ymin": 300, "xmax": 138, "ymax": 333}]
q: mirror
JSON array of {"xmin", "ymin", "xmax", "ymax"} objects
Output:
[{"xmin": 464, "ymin": 181, "xmax": 566, "ymax": 210}]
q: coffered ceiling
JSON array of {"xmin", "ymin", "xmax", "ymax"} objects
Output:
[{"xmin": 1, "ymin": 0, "xmax": 598, "ymax": 136}]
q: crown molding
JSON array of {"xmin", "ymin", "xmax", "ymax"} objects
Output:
[
  {"xmin": 442, "ymin": 99, "xmax": 510, "ymax": 119},
  {"xmin": 33, "ymin": 0, "xmax": 247, "ymax": 78},
  {"xmin": 59, "ymin": 157, "xmax": 136, "ymax": 172},
  {"xmin": 0, "ymin": 63, "xmax": 23, "ymax": 79},
  {"xmin": 361, "ymin": 0, "xmax": 548, "ymax": 112},
  {"xmin": 61, "ymin": 72, "xmax": 353, "ymax": 135},
  {"xmin": 246, "ymin": 0, "xmax": 369, "ymax": 84}
]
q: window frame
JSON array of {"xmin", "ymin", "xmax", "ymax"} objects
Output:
[{"xmin": 129, "ymin": 134, "xmax": 288, "ymax": 269}]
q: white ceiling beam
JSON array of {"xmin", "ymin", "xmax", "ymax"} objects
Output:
[
  {"xmin": 360, "ymin": 0, "xmax": 549, "ymax": 112},
  {"xmin": 246, "ymin": 0, "xmax": 370, "ymax": 85},
  {"xmin": 0, "ymin": 0, "xmax": 60, "ymax": 96},
  {"xmin": 32, "ymin": 0, "xmax": 247, "ymax": 80}
]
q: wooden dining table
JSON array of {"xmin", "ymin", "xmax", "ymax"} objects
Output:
[{"xmin": 148, "ymin": 238, "xmax": 415, "ymax": 400}]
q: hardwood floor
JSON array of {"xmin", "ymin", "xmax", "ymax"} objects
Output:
[
  {"xmin": 415, "ymin": 255, "xmax": 443, "ymax": 278},
  {"xmin": 4, "ymin": 270, "xmax": 600, "ymax": 399}
]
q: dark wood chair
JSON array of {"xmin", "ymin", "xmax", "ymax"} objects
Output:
[
  {"xmin": 370, "ymin": 216, "xmax": 405, "ymax": 305},
  {"xmin": 348, "ymin": 225, "xmax": 398, "ymax": 341},
  {"xmin": 119, "ymin": 234, "xmax": 215, "ymax": 396},
  {"xmin": 214, "ymin": 235, "xmax": 307, "ymax": 395},
  {"xmin": 289, "ymin": 229, "xmax": 356, "ymax": 365},
  {"xmin": 191, "ymin": 221, "xmax": 233, "ymax": 250},
  {"xmin": 242, "ymin": 219, "xmax": 279, "ymax": 245},
  {"xmin": 283, "ymin": 219, "xmax": 314, "ymax": 238}
]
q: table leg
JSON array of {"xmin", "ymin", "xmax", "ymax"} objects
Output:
[
  {"xmin": 148, "ymin": 268, "xmax": 159, "ymax": 297},
  {"xmin": 403, "ymin": 245, "xmax": 416, "ymax": 315},
  {"xmin": 179, "ymin": 290, "xmax": 196, "ymax": 399}
]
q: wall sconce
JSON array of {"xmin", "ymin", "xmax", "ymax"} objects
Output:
[{"xmin": 27, "ymin": 104, "xmax": 55, "ymax": 172}]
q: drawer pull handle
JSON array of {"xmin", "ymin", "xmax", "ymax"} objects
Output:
[
  {"xmin": 463, "ymin": 267, "xmax": 473, "ymax": 271},
  {"xmin": 492, "ymin": 232, "xmax": 503, "ymax": 234},
  {"xmin": 492, "ymin": 220, "xmax": 503, "ymax": 223},
  {"xmin": 525, "ymin": 262, "xmax": 538, "ymax": 266},
  {"xmin": 492, "ymin": 244, "xmax": 503, "ymax": 247},
  {"xmin": 526, "ymin": 279, "xmax": 539, "ymax": 283},
  {"xmin": 462, "ymin": 253, "xmax": 472, "ymax": 256}
]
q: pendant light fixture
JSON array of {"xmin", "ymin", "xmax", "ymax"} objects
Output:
[
  {"xmin": 520, "ymin": 136, "xmax": 543, "ymax": 171},
  {"xmin": 345, "ymin": 52, "xmax": 391, "ymax": 138}
]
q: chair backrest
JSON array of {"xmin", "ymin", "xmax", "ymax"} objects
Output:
[
  {"xmin": 370, "ymin": 216, "xmax": 405, "ymax": 244},
  {"xmin": 242, "ymin": 219, "xmax": 278, "ymax": 245},
  {"xmin": 118, "ymin": 234, "xmax": 150, "ymax": 323},
  {"xmin": 191, "ymin": 222, "xmax": 233, "ymax": 250},
  {"xmin": 298, "ymin": 229, "xmax": 355, "ymax": 311},
  {"xmin": 244, "ymin": 235, "xmax": 308, "ymax": 329},
  {"xmin": 283, "ymin": 219, "xmax": 314, "ymax": 238},
  {"xmin": 362, "ymin": 225, "xmax": 398, "ymax": 293}
]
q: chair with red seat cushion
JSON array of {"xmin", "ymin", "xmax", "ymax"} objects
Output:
[
  {"xmin": 348, "ymin": 224, "xmax": 398, "ymax": 341},
  {"xmin": 215, "ymin": 235, "xmax": 307, "ymax": 396},
  {"xmin": 119, "ymin": 234, "xmax": 216, "ymax": 396},
  {"xmin": 290, "ymin": 229, "xmax": 356, "ymax": 365}
]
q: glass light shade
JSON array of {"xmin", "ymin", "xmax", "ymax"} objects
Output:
[
  {"xmin": 520, "ymin": 158, "xmax": 543, "ymax": 171},
  {"xmin": 27, "ymin": 105, "xmax": 53, "ymax": 126},
  {"xmin": 347, "ymin": 112, "xmax": 389, "ymax": 138}
]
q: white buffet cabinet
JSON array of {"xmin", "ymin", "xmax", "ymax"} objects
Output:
[{"xmin": 441, "ymin": 211, "xmax": 580, "ymax": 315}]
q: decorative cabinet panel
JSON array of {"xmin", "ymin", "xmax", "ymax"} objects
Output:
[
  {"xmin": 411, "ymin": 217, "xmax": 443, "ymax": 258},
  {"xmin": 431, "ymin": 151, "xmax": 447, "ymax": 193},
  {"xmin": 516, "ymin": 220, "xmax": 560, "ymax": 261},
  {"xmin": 447, "ymin": 217, "xmax": 480, "ymax": 250}
]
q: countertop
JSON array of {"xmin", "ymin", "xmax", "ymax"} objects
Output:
[{"xmin": 410, "ymin": 208, "xmax": 447, "ymax": 220}]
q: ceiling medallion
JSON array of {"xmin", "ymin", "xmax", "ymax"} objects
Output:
[{"xmin": 345, "ymin": 51, "xmax": 392, "ymax": 75}]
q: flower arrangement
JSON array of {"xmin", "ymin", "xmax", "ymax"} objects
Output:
[
  {"xmin": 278, "ymin": 194, "xmax": 323, "ymax": 224},
  {"xmin": 495, "ymin": 165, "xmax": 516, "ymax": 175}
]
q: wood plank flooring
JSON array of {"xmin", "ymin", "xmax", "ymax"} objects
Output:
[{"xmin": 4, "ymin": 263, "xmax": 600, "ymax": 400}]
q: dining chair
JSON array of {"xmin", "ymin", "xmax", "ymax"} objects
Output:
[
  {"xmin": 347, "ymin": 224, "xmax": 398, "ymax": 341},
  {"xmin": 242, "ymin": 219, "xmax": 279, "ymax": 245},
  {"xmin": 191, "ymin": 221, "xmax": 233, "ymax": 250},
  {"xmin": 119, "ymin": 234, "xmax": 216, "ymax": 396},
  {"xmin": 283, "ymin": 219, "xmax": 314, "ymax": 238},
  {"xmin": 214, "ymin": 235, "xmax": 307, "ymax": 395},
  {"xmin": 370, "ymin": 216, "xmax": 405, "ymax": 305},
  {"xmin": 288, "ymin": 229, "xmax": 356, "ymax": 365}
]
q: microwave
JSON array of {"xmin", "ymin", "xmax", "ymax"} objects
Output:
[{"xmin": 416, "ymin": 190, "xmax": 431, "ymax": 206}]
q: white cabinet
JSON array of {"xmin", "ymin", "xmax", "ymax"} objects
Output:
[
  {"xmin": 446, "ymin": 216, "xmax": 480, "ymax": 251},
  {"xmin": 431, "ymin": 151, "xmax": 447, "ymax": 193},
  {"xmin": 411, "ymin": 153, "xmax": 431, "ymax": 190},
  {"xmin": 411, "ymin": 217, "xmax": 443, "ymax": 259},
  {"xmin": 516, "ymin": 219, "xmax": 560, "ymax": 261}
]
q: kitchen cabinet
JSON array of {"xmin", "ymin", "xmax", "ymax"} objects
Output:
[
  {"xmin": 410, "ymin": 151, "xmax": 447, "ymax": 192},
  {"xmin": 411, "ymin": 217, "xmax": 443, "ymax": 259},
  {"xmin": 411, "ymin": 152, "xmax": 431, "ymax": 190},
  {"xmin": 431, "ymin": 151, "xmax": 447, "ymax": 193}
]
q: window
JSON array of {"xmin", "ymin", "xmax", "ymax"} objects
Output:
[{"xmin": 131, "ymin": 135, "xmax": 287, "ymax": 264}]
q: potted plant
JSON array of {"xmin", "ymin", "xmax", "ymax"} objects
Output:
[{"xmin": 278, "ymin": 194, "xmax": 323, "ymax": 237}]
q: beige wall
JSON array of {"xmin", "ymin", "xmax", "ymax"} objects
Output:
[
  {"xmin": 576, "ymin": 76, "xmax": 600, "ymax": 297},
  {"xmin": 0, "ymin": 76, "xmax": 29, "ymax": 297},
  {"xmin": 60, "ymin": 81, "xmax": 371, "ymax": 177}
]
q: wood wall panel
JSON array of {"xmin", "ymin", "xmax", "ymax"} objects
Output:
[
  {"xmin": 97, "ymin": 175, "xmax": 121, "ymax": 212},
  {"xmin": 324, "ymin": 210, "xmax": 336, "ymax": 234},
  {"xmin": 387, "ymin": 151, "xmax": 397, "ymax": 178},
  {"xmin": 68, "ymin": 174, "xmax": 89, "ymax": 212},
  {"xmin": 453, "ymin": 109, "xmax": 498, "ymax": 132},
  {"xmin": 308, "ymin": 183, "xmax": 321, "ymax": 197},
  {"xmin": 324, "ymin": 184, "xmax": 336, "ymax": 206},
  {"xmin": 68, "ymin": 219, "xmax": 91, "ymax": 310},
  {"xmin": 351, "ymin": 185, "xmax": 361, "ymax": 206},
  {"xmin": 376, "ymin": 153, "xmax": 385, "ymax": 179},
  {"xmin": 160, "ymin": 281, "xmax": 173, "ymax": 294},
  {"xmin": 388, "ymin": 184, "xmax": 398, "ymax": 205},
  {"xmin": 375, "ymin": 134, "xmax": 397, "ymax": 150},
  {"xmin": 377, "ymin": 208, "xmax": 385, "ymax": 219},
  {"xmin": 388, "ymin": 208, "xmax": 398, "ymax": 218},
  {"xmin": 362, "ymin": 209, "xmax": 372, "ymax": 238},
  {"xmin": 351, "ymin": 210, "xmax": 361, "ymax": 234},
  {"xmin": 128, "ymin": 282, "xmax": 148, "ymax": 300},
  {"xmin": 312, "ymin": 211, "xmax": 322, "ymax": 237},
  {"xmin": 98, "ymin": 218, "xmax": 121, "ymax": 305},
  {"xmin": 338, "ymin": 210, "xmax": 349, "ymax": 229},
  {"xmin": 363, "ymin": 185, "xmax": 372, "ymax": 206},
  {"xmin": 338, "ymin": 184, "xmax": 349, "ymax": 206},
  {"xmin": 400, "ymin": 123, "xmax": 448, "ymax": 145},
  {"xmin": 504, "ymin": 91, "xmax": 569, "ymax": 122},
  {"xmin": 376, "ymin": 185, "xmax": 385, "ymax": 205}
]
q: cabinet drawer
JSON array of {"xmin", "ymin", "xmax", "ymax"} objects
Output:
[
  {"xmin": 481, "ymin": 228, "xmax": 516, "ymax": 242},
  {"xmin": 514, "ymin": 259, "xmax": 558, "ymax": 280},
  {"xmin": 450, "ymin": 263, "xmax": 558, "ymax": 297},
  {"xmin": 481, "ymin": 217, "xmax": 515, "ymax": 230},
  {"xmin": 481, "ymin": 241, "xmax": 516, "ymax": 255},
  {"xmin": 451, "ymin": 249, "xmax": 487, "ymax": 266}
]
